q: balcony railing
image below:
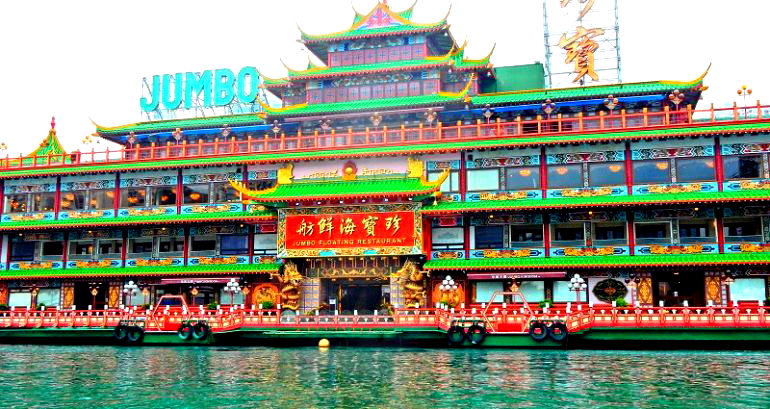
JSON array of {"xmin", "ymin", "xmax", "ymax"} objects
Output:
[{"xmin": 4, "ymin": 102, "xmax": 769, "ymax": 171}]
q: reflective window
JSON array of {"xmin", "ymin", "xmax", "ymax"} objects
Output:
[
  {"xmin": 474, "ymin": 225, "xmax": 504, "ymax": 249},
  {"xmin": 593, "ymin": 222, "xmax": 626, "ymax": 245},
  {"xmin": 191, "ymin": 235, "xmax": 216, "ymax": 252},
  {"xmin": 431, "ymin": 227, "xmax": 464, "ymax": 250},
  {"xmin": 723, "ymin": 217, "xmax": 763, "ymax": 242},
  {"xmin": 60, "ymin": 192, "xmax": 86, "ymax": 210},
  {"xmin": 551, "ymin": 223, "xmax": 585, "ymax": 246},
  {"xmin": 504, "ymin": 167, "xmax": 540, "ymax": 190},
  {"xmin": 212, "ymin": 182, "xmax": 240, "ymax": 203},
  {"xmin": 509, "ymin": 225, "xmax": 543, "ymax": 245},
  {"xmin": 547, "ymin": 164, "xmax": 583, "ymax": 189},
  {"xmin": 31, "ymin": 193, "xmax": 56, "ymax": 212},
  {"xmin": 588, "ymin": 162, "xmax": 626, "ymax": 186},
  {"xmin": 90, "ymin": 189, "xmax": 115, "ymax": 210},
  {"xmin": 10, "ymin": 242, "xmax": 35, "ymax": 261},
  {"xmin": 158, "ymin": 237, "xmax": 184, "ymax": 254},
  {"xmin": 723, "ymin": 155, "xmax": 763, "ymax": 180},
  {"xmin": 467, "ymin": 169, "xmax": 500, "ymax": 191},
  {"xmin": 121, "ymin": 188, "xmax": 147, "ymax": 207},
  {"xmin": 676, "ymin": 157, "xmax": 715, "ymax": 182},
  {"xmin": 183, "ymin": 184, "xmax": 209, "ymax": 204},
  {"xmin": 633, "ymin": 160, "xmax": 671, "ymax": 184},
  {"xmin": 150, "ymin": 187, "xmax": 177, "ymax": 206},
  {"xmin": 678, "ymin": 220, "xmax": 715, "ymax": 243},
  {"xmin": 428, "ymin": 170, "xmax": 459, "ymax": 193},
  {"xmin": 5, "ymin": 194, "xmax": 28, "ymax": 213},
  {"xmin": 635, "ymin": 222, "xmax": 672, "ymax": 244},
  {"xmin": 220, "ymin": 234, "xmax": 249, "ymax": 255}
]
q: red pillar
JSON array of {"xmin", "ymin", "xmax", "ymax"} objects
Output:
[
  {"xmin": 53, "ymin": 176, "xmax": 61, "ymax": 220},
  {"xmin": 627, "ymin": 210, "xmax": 635, "ymax": 256},
  {"xmin": 716, "ymin": 208, "xmax": 725, "ymax": 253},
  {"xmin": 543, "ymin": 213, "xmax": 551, "ymax": 258},
  {"xmin": 176, "ymin": 169, "xmax": 183, "ymax": 213},
  {"xmin": 463, "ymin": 215, "xmax": 471, "ymax": 260},
  {"xmin": 714, "ymin": 136, "xmax": 724, "ymax": 192},
  {"xmin": 120, "ymin": 229, "xmax": 128, "ymax": 268},
  {"xmin": 422, "ymin": 216, "xmax": 432, "ymax": 260},
  {"xmin": 540, "ymin": 147, "xmax": 548, "ymax": 198},
  {"xmin": 625, "ymin": 141, "xmax": 634, "ymax": 195},
  {"xmin": 459, "ymin": 151, "xmax": 467, "ymax": 199},
  {"xmin": 113, "ymin": 173, "xmax": 120, "ymax": 217}
]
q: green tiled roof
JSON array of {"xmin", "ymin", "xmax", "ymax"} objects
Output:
[
  {"xmin": 264, "ymin": 92, "xmax": 467, "ymax": 117},
  {"xmin": 423, "ymin": 253, "xmax": 770, "ymax": 270},
  {"xmin": 302, "ymin": 21, "xmax": 446, "ymax": 42},
  {"xmin": 8, "ymin": 120, "xmax": 770, "ymax": 179},
  {"xmin": 96, "ymin": 113, "xmax": 265, "ymax": 137},
  {"xmin": 474, "ymin": 77, "xmax": 705, "ymax": 106},
  {"xmin": 0, "ymin": 263, "xmax": 281, "ymax": 280},
  {"xmin": 0, "ymin": 210, "xmax": 276, "ymax": 231},
  {"xmin": 244, "ymin": 176, "xmax": 441, "ymax": 202},
  {"xmin": 422, "ymin": 190, "xmax": 770, "ymax": 214}
]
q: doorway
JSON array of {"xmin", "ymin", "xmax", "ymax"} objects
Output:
[
  {"xmin": 73, "ymin": 282, "xmax": 107, "ymax": 309},
  {"xmin": 653, "ymin": 271, "xmax": 705, "ymax": 306},
  {"xmin": 325, "ymin": 280, "xmax": 386, "ymax": 313}
]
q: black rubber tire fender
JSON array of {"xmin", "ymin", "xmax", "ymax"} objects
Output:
[
  {"xmin": 112, "ymin": 325, "xmax": 129, "ymax": 342},
  {"xmin": 446, "ymin": 325, "xmax": 466, "ymax": 346},
  {"xmin": 127, "ymin": 326, "xmax": 145, "ymax": 344},
  {"xmin": 466, "ymin": 323, "xmax": 487, "ymax": 346},
  {"xmin": 547, "ymin": 321, "xmax": 569, "ymax": 343},
  {"xmin": 529, "ymin": 320, "xmax": 548, "ymax": 342},
  {"xmin": 177, "ymin": 323, "xmax": 193, "ymax": 341},
  {"xmin": 192, "ymin": 322, "xmax": 210, "ymax": 340}
]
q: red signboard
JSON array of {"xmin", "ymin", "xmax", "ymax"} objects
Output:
[
  {"xmin": 467, "ymin": 272, "xmax": 566, "ymax": 280},
  {"xmin": 282, "ymin": 210, "xmax": 417, "ymax": 255}
]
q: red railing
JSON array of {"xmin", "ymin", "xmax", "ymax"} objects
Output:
[
  {"xmin": 4, "ymin": 102, "xmax": 768, "ymax": 171},
  {"xmin": 2, "ymin": 304, "xmax": 769, "ymax": 333}
]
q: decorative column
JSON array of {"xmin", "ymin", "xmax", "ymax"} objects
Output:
[
  {"xmin": 704, "ymin": 273, "xmax": 723, "ymax": 306},
  {"xmin": 60, "ymin": 282, "xmax": 74, "ymax": 308},
  {"xmin": 108, "ymin": 281, "xmax": 122, "ymax": 308},
  {"xmin": 636, "ymin": 275, "xmax": 653, "ymax": 306},
  {"xmin": 0, "ymin": 281, "xmax": 8, "ymax": 305}
]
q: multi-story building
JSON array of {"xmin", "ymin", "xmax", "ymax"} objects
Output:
[{"xmin": 1, "ymin": 1, "xmax": 769, "ymax": 314}]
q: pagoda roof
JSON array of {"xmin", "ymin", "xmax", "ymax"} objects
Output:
[
  {"xmin": 8, "ymin": 118, "xmax": 72, "ymax": 166},
  {"xmin": 13, "ymin": 119, "xmax": 770, "ymax": 179},
  {"xmin": 422, "ymin": 253, "xmax": 770, "ymax": 271},
  {"xmin": 95, "ymin": 113, "xmax": 265, "ymax": 138},
  {"xmin": 283, "ymin": 43, "xmax": 492, "ymax": 81},
  {"xmin": 421, "ymin": 190, "xmax": 770, "ymax": 214},
  {"xmin": 299, "ymin": 1, "xmax": 454, "ymax": 57},
  {"xmin": 230, "ymin": 172, "xmax": 447, "ymax": 204},
  {"xmin": 0, "ymin": 262, "xmax": 281, "ymax": 280}
]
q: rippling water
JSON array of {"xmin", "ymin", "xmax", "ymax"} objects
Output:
[{"xmin": 1, "ymin": 345, "xmax": 769, "ymax": 408}]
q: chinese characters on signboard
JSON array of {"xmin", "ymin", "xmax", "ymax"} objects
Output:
[{"xmin": 559, "ymin": 0, "xmax": 604, "ymax": 84}]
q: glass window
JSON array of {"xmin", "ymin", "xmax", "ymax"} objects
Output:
[
  {"xmin": 90, "ymin": 189, "xmax": 115, "ymax": 210},
  {"xmin": 98, "ymin": 240, "xmax": 122, "ymax": 257},
  {"xmin": 183, "ymin": 184, "xmax": 209, "ymax": 204},
  {"xmin": 509, "ymin": 225, "xmax": 543, "ymax": 246},
  {"xmin": 678, "ymin": 220, "xmax": 715, "ymax": 244},
  {"xmin": 253, "ymin": 233, "xmax": 277, "ymax": 254},
  {"xmin": 130, "ymin": 238, "xmax": 154, "ymax": 255},
  {"xmin": 69, "ymin": 241, "xmax": 94, "ymax": 257},
  {"xmin": 467, "ymin": 169, "xmax": 500, "ymax": 191},
  {"xmin": 158, "ymin": 237, "xmax": 184, "ymax": 254},
  {"xmin": 551, "ymin": 223, "xmax": 585, "ymax": 246},
  {"xmin": 37, "ymin": 288, "xmax": 60, "ymax": 307},
  {"xmin": 431, "ymin": 227, "xmax": 464, "ymax": 250},
  {"xmin": 31, "ymin": 192, "xmax": 56, "ymax": 212},
  {"xmin": 475, "ymin": 282, "xmax": 504, "ymax": 303},
  {"xmin": 730, "ymin": 278, "xmax": 766, "ymax": 302},
  {"xmin": 60, "ymin": 191, "xmax": 86, "ymax": 210},
  {"xmin": 10, "ymin": 242, "xmax": 35, "ymax": 261},
  {"xmin": 724, "ymin": 217, "xmax": 763, "ymax": 242},
  {"xmin": 519, "ymin": 281, "xmax": 545, "ymax": 303},
  {"xmin": 5, "ymin": 194, "xmax": 28, "ymax": 213},
  {"xmin": 553, "ymin": 281, "xmax": 587, "ymax": 302},
  {"xmin": 676, "ymin": 157, "xmax": 715, "ymax": 182},
  {"xmin": 150, "ymin": 187, "xmax": 177, "ymax": 206},
  {"xmin": 191, "ymin": 235, "xmax": 216, "ymax": 252},
  {"xmin": 248, "ymin": 180, "xmax": 277, "ymax": 191},
  {"xmin": 588, "ymin": 162, "xmax": 626, "ymax": 186},
  {"xmin": 428, "ymin": 170, "xmax": 459, "ymax": 193},
  {"xmin": 121, "ymin": 188, "xmax": 147, "ymax": 207},
  {"xmin": 593, "ymin": 222, "xmax": 627, "ymax": 245},
  {"xmin": 220, "ymin": 234, "xmax": 248, "ymax": 255},
  {"xmin": 633, "ymin": 160, "xmax": 671, "ymax": 184},
  {"xmin": 723, "ymin": 155, "xmax": 763, "ymax": 180},
  {"xmin": 635, "ymin": 222, "xmax": 672, "ymax": 244},
  {"xmin": 547, "ymin": 164, "xmax": 583, "ymax": 189},
  {"xmin": 504, "ymin": 167, "xmax": 540, "ymax": 190},
  {"xmin": 41, "ymin": 241, "xmax": 64, "ymax": 257},
  {"xmin": 474, "ymin": 225, "xmax": 504, "ymax": 249},
  {"xmin": 212, "ymin": 182, "xmax": 240, "ymax": 203}
]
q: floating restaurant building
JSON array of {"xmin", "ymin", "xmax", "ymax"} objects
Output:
[{"xmin": 1, "ymin": 1, "xmax": 770, "ymax": 346}]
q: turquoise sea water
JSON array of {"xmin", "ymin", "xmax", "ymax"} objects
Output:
[{"xmin": 0, "ymin": 345, "xmax": 769, "ymax": 408}]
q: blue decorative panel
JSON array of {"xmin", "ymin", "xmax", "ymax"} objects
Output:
[
  {"xmin": 2, "ymin": 212, "xmax": 55, "ymax": 223},
  {"xmin": 252, "ymin": 255, "xmax": 279, "ymax": 264},
  {"xmin": 631, "ymin": 145, "xmax": 714, "ymax": 160},
  {"xmin": 724, "ymin": 242, "xmax": 770, "ymax": 253},
  {"xmin": 181, "ymin": 203, "xmax": 241, "ymax": 215},
  {"xmin": 125, "ymin": 258, "xmax": 185, "ymax": 268},
  {"xmin": 633, "ymin": 182, "xmax": 718, "ymax": 195},
  {"xmin": 58, "ymin": 209, "xmax": 116, "ymax": 221},
  {"xmin": 546, "ymin": 151, "xmax": 624, "ymax": 164},
  {"xmin": 187, "ymin": 256, "xmax": 250, "ymax": 266},
  {"xmin": 469, "ymin": 248, "xmax": 545, "ymax": 258},
  {"xmin": 721, "ymin": 143, "xmax": 770, "ymax": 155},
  {"xmin": 60, "ymin": 179, "xmax": 115, "ymax": 191},
  {"xmin": 426, "ymin": 160, "xmax": 460, "ymax": 171},
  {"xmin": 9, "ymin": 261, "xmax": 64, "ymax": 270},
  {"xmin": 120, "ymin": 175, "xmax": 177, "ymax": 187},
  {"xmin": 249, "ymin": 169, "xmax": 278, "ymax": 180},
  {"xmin": 634, "ymin": 244, "xmax": 718, "ymax": 255},
  {"xmin": 117, "ymin": 206, "xmax": 177, "ymax": 218},
  {"xmin": 66, "ymin": 259, "xmax": 122, "ymax": 269},
  {"xmin": 546, "ymin": 185, "xmax": 627, "ymax": 199},
  {"xmin": 466, "ymin": 155, "xmax": 538, "ymax": 169},
  {"xmin": 723, "ymin": 179, "xmax": 770, "ymax": 191},
  {"xmin": 549, "ymin": 246, "xmax": 629, "ymax": 257},
  {"xmin": 465, "ymin": 190, "xmax": 541, "ymax": 202},
  {"xmin": 431, "ymin": 250, "xmax": 466, "ymax": 259},
  {"xmin": 182, "ymin": 172, "xmax": 241, "ymax": 184}
]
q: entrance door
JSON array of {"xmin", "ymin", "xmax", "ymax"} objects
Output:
[
  {"xmin": 339, "ymin": 284, "xmax": 382, "ymax": 312},
  {"xmin": 73, "ymin": 282, "xmax": 107, "ymax": 309},
  {"xmin": 653, "ymin": 272, "xmax": 705, "ymax": 306}
]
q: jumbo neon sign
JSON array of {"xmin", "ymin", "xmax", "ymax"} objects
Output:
[{"xmin": 140, "ymin": 67, "xmax": 260, "ymax": 112}]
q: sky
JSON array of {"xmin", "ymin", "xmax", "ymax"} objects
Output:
[{"xmin": 0, "ymin": 0, "xmax": 766, "ymax": 156}]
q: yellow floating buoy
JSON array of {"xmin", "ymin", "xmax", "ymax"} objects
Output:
[{"xmin": 318, "ymin": 338, "xmax": 330, "ymax": 348}]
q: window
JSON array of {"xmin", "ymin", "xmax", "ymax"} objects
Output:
[
  {"xmin": 150, "ymin": 187, "xmax": 177, "ymax": 206},
  {"xmin": 4, "ymin": 194, "xmax": 28, "ymax": 213},
  {"xmin": 89, "ymin": 189, "xmax": 115, "ymax": 209},
  {"xmin": 60, "ymin": 191, "xmax": 86, "ymax": 210},
  {"xmin": 554, "ymin": 280, "xmax": 587, "ymax": 302},
  {"xmin": 212, "ymin": 183, "xmax": 240, "ymax": 203},
  {"xmin": 504, "ymin": 167, "xmax": 540, "ymax": 190},
  {"xmin": 519, "ymin": 281, "xmax": 545, "ymax": 302},
  {"xmin": 69, "ymin": 241, "xmax": 94, "ymax": 258},
  {"xmin": 551, "ymin": 223, "xmax": 585, "ymax": 246},
  {"xmin": 633, "ymin": 160, "xmax": 672, "ymax": 184},
  {"xmin": 190, "ymin": 235, "xmax": 216, "ymax": 254},
  {"xmin": 724, "ymin": 218, "xmax": 763, "ymax": 242},
  {"xmin": 10, "ymin": 242, "xmax": 35, "ymax": 261},
  {"xmin": 467, "ymin": 169, "xmax": 500, "ymax": 191},
  {"xmin": 676, "ymin": 157, "xmax": 715, "ymax": 182},
  {"xmin": 248, "ymin": 179, "xmax": 277, "ymax": 191},
  {"xmin": 41, "ymin": 241, "xmax": 64, "ymax": 257},
  {"xmin": 593, "ymin": 222, "xmax": 627, "ymax": 245},
  {"xmin": 253, "ymin": 233, "xmax": 278, "ymax": 255},
  {"xmin": 98, "ymin": 240, "xmax": 122, "ymax": 257},
  {"xmin": 220, "ymin": 234, "xmax": 248, "ymax": 255},
  {"xmin": 431, "ymin": 227, "xmax": 464, "ymax": 250},
  {"xmin": 130, "ymin": 238, "xmax": 154, "ymax": 255},
  {"xmin": 158, "ymin": 237, "xmax": 184, "ymax": 254},
  {"xmin": 474, "ymin": 225, "xmax": 504, "ymax": 249},
  {"xmin": 31, "ymin": 193, "xmax": 56, "ymax": 212},
  {"xmin": 121, "ymin": 188, "xmax": 147, "ymax": 207},
  {"xmin": 509, "ymin": 225, "xmax": 543, "ymax": 246},
  {"xmin": 547, "ymin": 164, "xmax": 583, "ymax": 188},
  {"xmin": 678, "ymin": 220, "xmax": 715, "ymax": 244},
  {"xmin": 183, "ymin": 184, "xmax": 209, "ymax": 204},
  {"xmin": 730, "ymin": 278, "xmax": 766, "ymax": 301},
  {"xmin": 723, "ymin": 155, "xmax": 763, "ymax": 180},
  {"xmin": 635, "ymin": 222, "xmax": 672, "ymax": 244},
  {"xmin": 428, "ymin": 170, "xmax": 459, "ymax": 193},
  {"xmin": 475, "ymin": 282, "xmax": 504, "ymax": 303},
  {"xmin": 589, "ymin": 162, "xmax": 626, "ymax": 186}
]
